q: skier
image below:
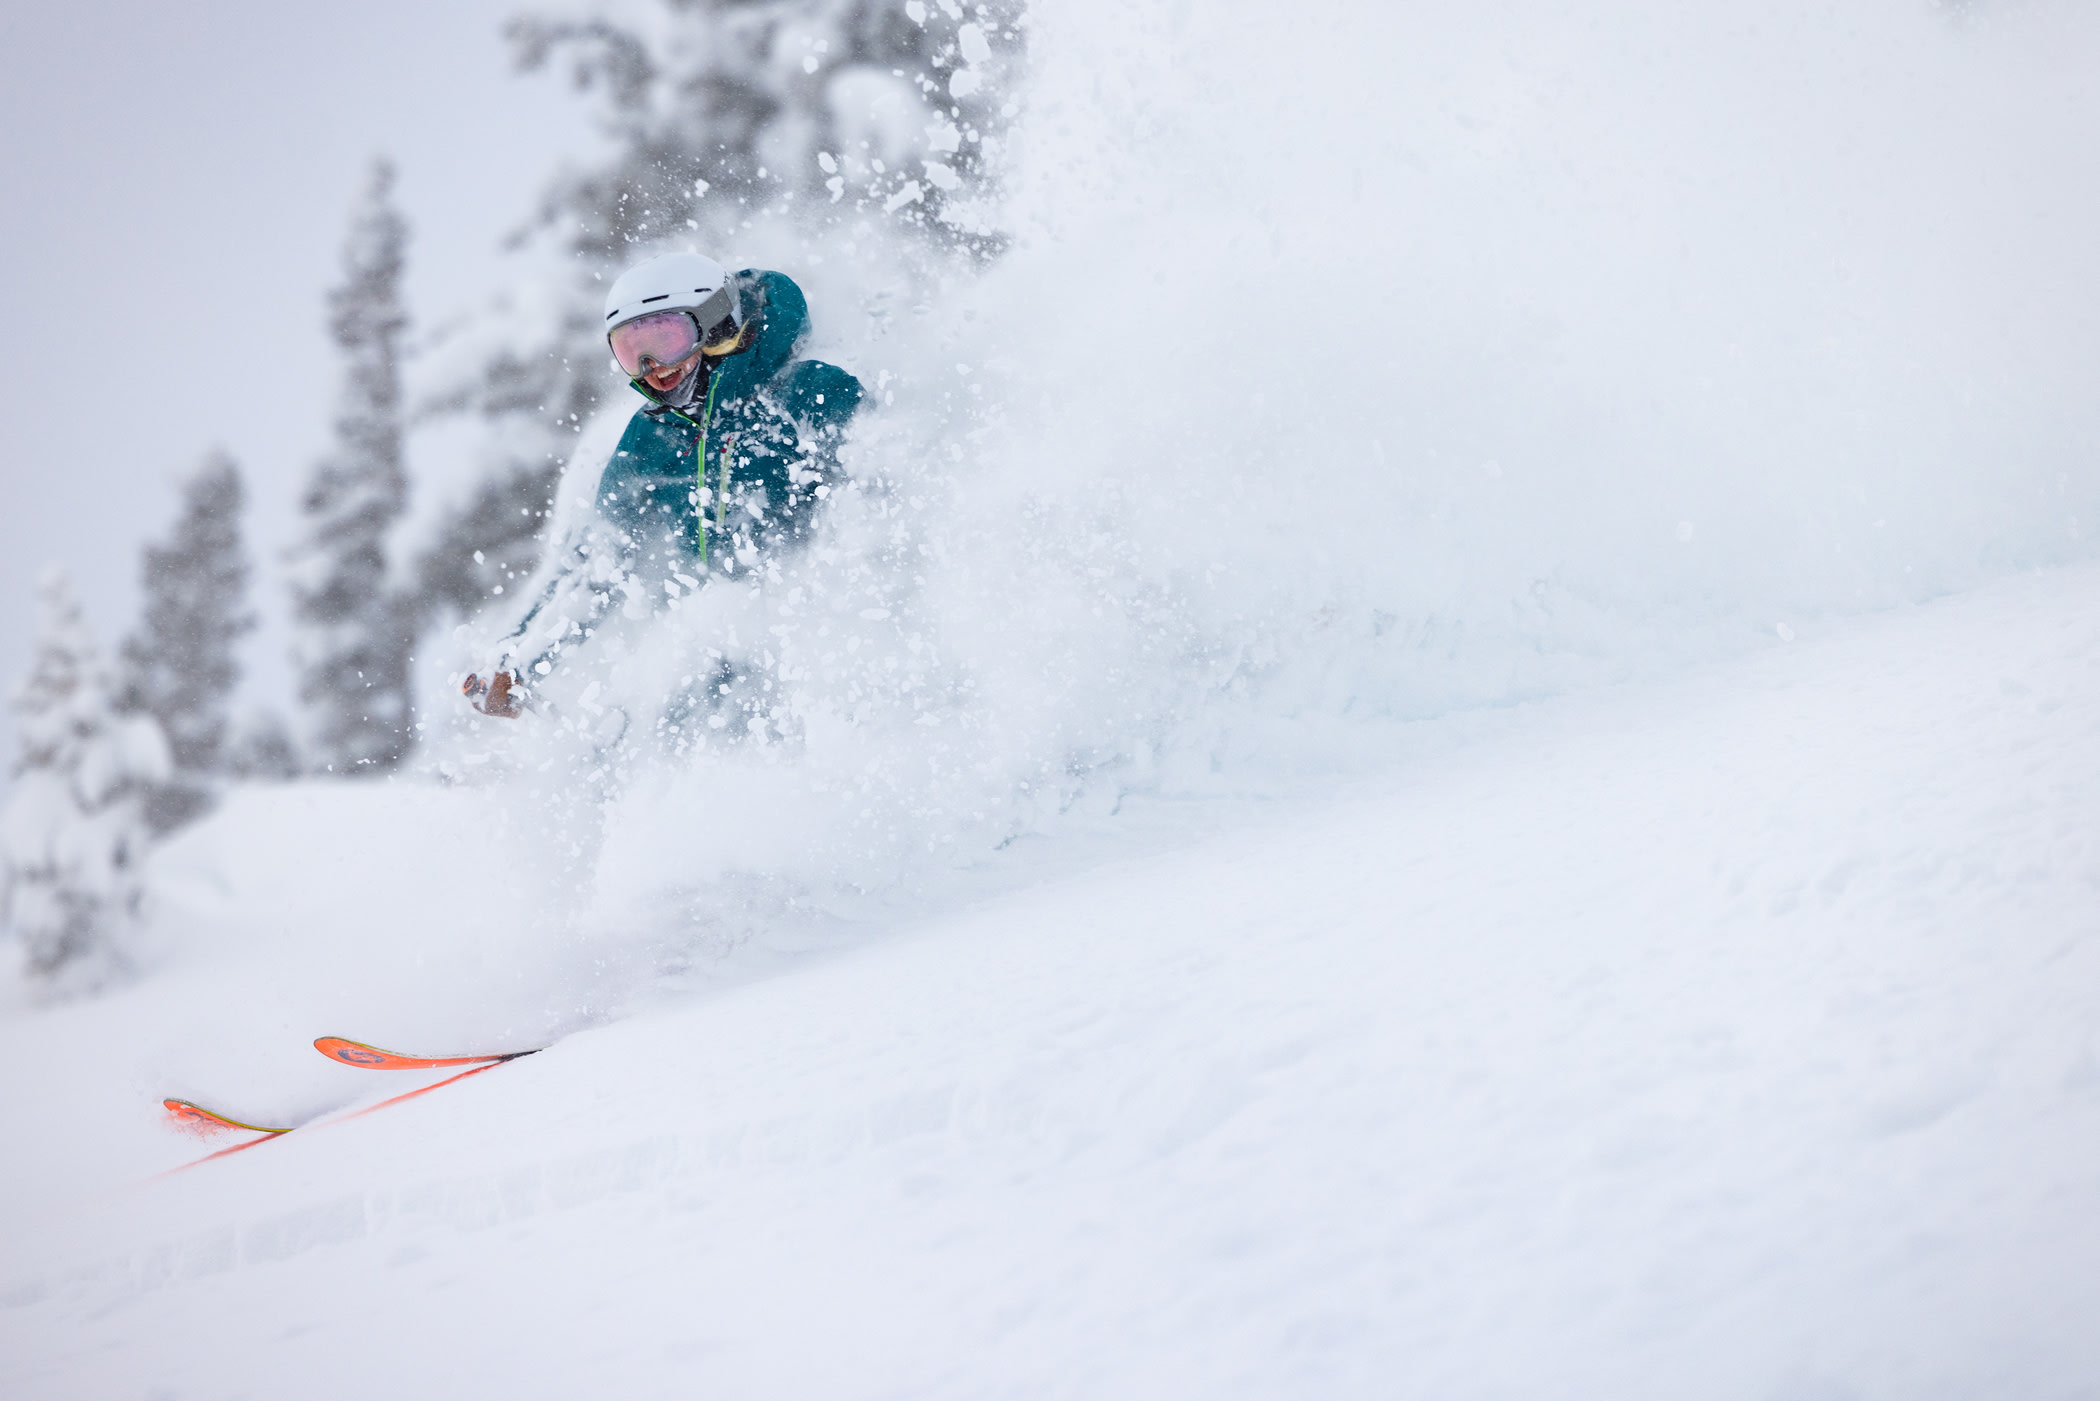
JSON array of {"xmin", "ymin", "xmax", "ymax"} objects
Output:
[{"xmin": 464, "ymin": 252, "xmax": 863, "ymax": 718}]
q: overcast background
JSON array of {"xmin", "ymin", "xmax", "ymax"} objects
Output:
[{"xmin": 0, "ymin": 3, "xmax": 596, "ymax": 780}]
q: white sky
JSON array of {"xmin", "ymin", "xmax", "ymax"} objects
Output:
[{"xmin": 0, "ymin": 2, "xmax": 597, "ymax": 775}]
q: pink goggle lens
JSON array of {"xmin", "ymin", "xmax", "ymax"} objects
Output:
[{"xmin": 609, "ymin": 311, "xmax": 702, "ymax": 378}]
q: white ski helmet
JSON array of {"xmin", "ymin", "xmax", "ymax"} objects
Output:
[{"xmin": 602, "ymin": 251, "xmax": 739, "ymax": 341}]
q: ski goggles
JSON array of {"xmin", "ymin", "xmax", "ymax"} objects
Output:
[{"xmin": 608, "ymin": 291, "xmax": 741, "ymax": 378}]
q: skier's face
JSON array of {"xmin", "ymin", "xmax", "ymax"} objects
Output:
[{"xmin": 611, "ymin": 309, "xmax": 707, "ymax": 389}]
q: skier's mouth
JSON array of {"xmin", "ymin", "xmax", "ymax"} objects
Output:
[{"xmin": 642, "ymin": 353, "xmax": 700, "ymax": 392}]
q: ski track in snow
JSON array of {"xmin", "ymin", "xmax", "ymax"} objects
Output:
[{"xmin": 3, "ymin": 564, "xmax": 2099, "ymax": 1399}]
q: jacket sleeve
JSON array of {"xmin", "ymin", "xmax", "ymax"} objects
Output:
[
  {"xmin": 775, "ymin": 359, "xmax": 865, "ymax": 450},
  {"xmin": 762, "ymin": 359, "xmax": 864, "ymax": 542},
  {"xmin": 487, "ymin": 408, "xmax": 684, "ymax": 683},
  {"xmin": 490, "ymin": 516, "xmax": 645, "ymax": 685}
]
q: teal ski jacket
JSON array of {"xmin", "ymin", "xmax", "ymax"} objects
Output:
[
  {"xmin": 596, "ymin": 268, "xmax": 863, "ymax": 569},
  {"xmin": 487, "ymin": 269, "xmax": 861, "ymax": 684}
]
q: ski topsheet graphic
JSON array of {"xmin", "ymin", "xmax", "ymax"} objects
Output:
[
  {"xmin": 156, "ymin": 1037, "xmax": 545, "ymax": 1176},
  {"xmin": 314, "ymin": 1036, "xmax": 538, "ymax": 1071}
]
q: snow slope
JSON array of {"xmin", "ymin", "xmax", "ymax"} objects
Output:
[{"xmin": 4, "ymin": 561, "xmax": 2097, "ymax": 1400}]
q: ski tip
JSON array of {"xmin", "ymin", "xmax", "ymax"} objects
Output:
[
  {"xmin": 162, "ymin": 1098, "xmax": 291, "ymax": 1136},
  {"xmin": 314, "ymin": 1036, "xmax": 538, "ymax": 1071},
  {"xmin": 314, "ymin": 1036, "xmax": 410, "ymax": 1068}
]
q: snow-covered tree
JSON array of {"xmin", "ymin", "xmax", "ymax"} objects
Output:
[
  {"xmin": 510, "ymin": 0, "xmax": 1023, "ymax": 255},
  {"xmin": 2, "ymin": 568, "xmax": 170, "ymax": 993},
  {"xmin": 405, "ymin": 0, "xmax": 1026, "ymax": 627},
  {"xmin": 290, "ymin": 158, "xmax": 416, "ymax": 775},
  {"xmin": 118, "ymin": 449, "xmax": 255, "ymax": 830}
]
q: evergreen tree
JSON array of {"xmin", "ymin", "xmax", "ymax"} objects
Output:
[
  {"xmin": 509, "ymin": 0, "xmax": 1023, "ymax": 255},
  {"xmin": 223, "ymin": 709, "xmax": 303, "ymax": 781},
  {"xmin": 407, "ymin": 0, "xmax": 1025, "ymax": 627},
  {"xmin": 289, "ymin": 158, "xmax": 415, "ymax": 775},
  {"xmin": 118, "ymin": 449, "xmax": 255, "ymax": 829},
  {"xmin": 1, "ymin": 569, "xmax": 170, "ymax": 993}
]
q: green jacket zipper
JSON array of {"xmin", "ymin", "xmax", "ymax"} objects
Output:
[{"xmin": 660, "ymin": 372, "xmax": 723, "ymax": 562}]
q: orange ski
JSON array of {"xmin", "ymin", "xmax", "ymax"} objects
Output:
[
  {"xmin": 154, "ymin": 1041, "xmax": 544, "ymax": 1179},
  {"xmin": 156, "ymin": 1099, "xmax": 296, "ymax": 1175},
  {"xmin": 314, "ymin": 1036, "xmax": 540, "ymax": 1070},
  {"xmin": 163, "ymin": 1098, "xmax": 292, "ymax": 1135}
]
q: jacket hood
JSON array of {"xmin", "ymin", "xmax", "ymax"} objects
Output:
[{"xmin": 627, "ymin": 268, "xmax": 809, "ymax": 419}]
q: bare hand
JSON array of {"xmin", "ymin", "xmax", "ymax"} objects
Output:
[{"xmin": 462, "ymin": 670, "xmax": 524, "ymax": 718}]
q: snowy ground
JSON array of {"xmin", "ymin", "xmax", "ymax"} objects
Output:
[{"xmin": 4, "ymin": 562, "xmax": 2098, "ymax": 1400}]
